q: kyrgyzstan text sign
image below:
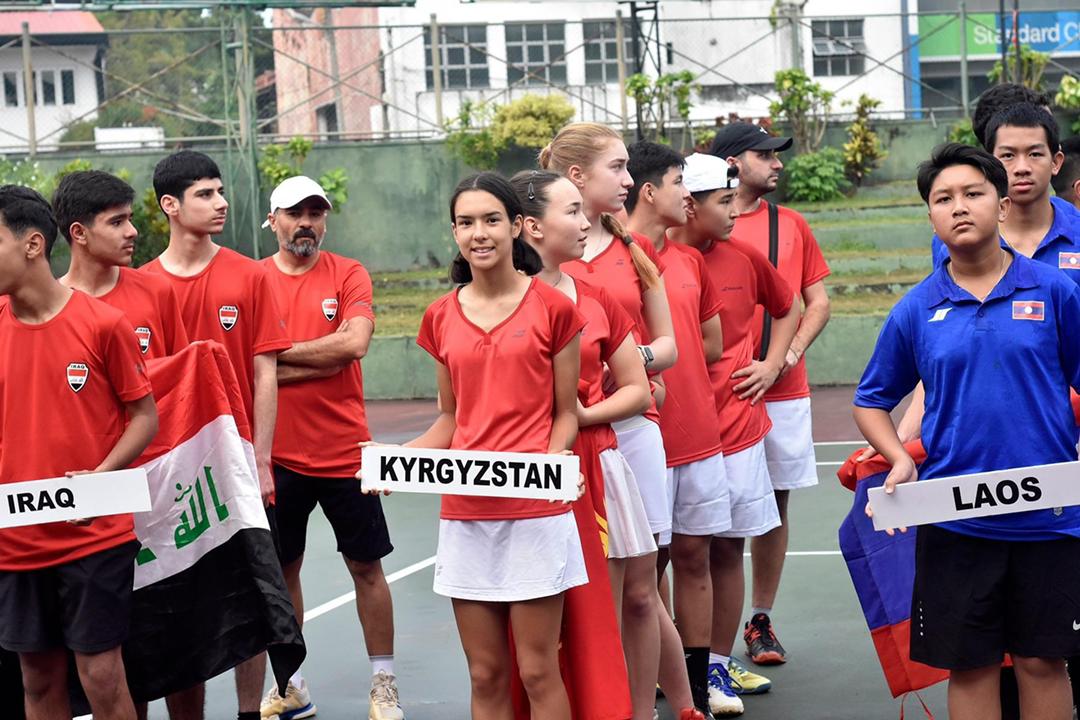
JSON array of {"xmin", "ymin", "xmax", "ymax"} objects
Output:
[
  {"xmin": 868, "ymin": 461, "xmax": 1080, "ymax": 531},
  {"xmin": 360, "ymin": 446, "xmax": 579, "ymax": 502},
  {"xmin": 0, "ymin": 469, "xmax": 151, "ymax": 529}
]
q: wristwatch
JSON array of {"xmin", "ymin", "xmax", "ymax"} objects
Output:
[{"xmin": 638, "ymin": 345, "xmax": 655, "ymax": 367}]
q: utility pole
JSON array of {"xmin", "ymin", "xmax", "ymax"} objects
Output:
[
  {"xmin": 429, "ymin": 14, "xmax": 443, "ymax": 127},
  {"xmin": 781, "ymin": 2, "xmax": 804, "ymax": 72},
  {"xmin": 998, "ymin": 0, "xmax": 1007, "ymax": 83},
  {"xmin": 1012, "ymin": 0, "xmax": 1021, "ymax": 85},
  {"xmin": 615, "ymin": 10, "xmax": 629, "ymax": 134},
  {"xmin": 20, "ymin": 22, "xmax": 35, "ymax": 157},
  {"xmin": 959, "ymin": 0, "xmax": 970, "ymax": 116}
]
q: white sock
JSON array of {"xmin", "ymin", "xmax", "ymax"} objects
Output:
[
  {"xmin": 289, "ymin": 669, "xmax": 304, "ymax": 688},
  {"xmin": 750, "ymin": 606, "xmax": 771, "ymax": 619},
  {"xmin": 709, "ymin": 652, "xmax": 730, "ymax": 668},
  {"xmin": 371, "ymin": 655, "xmax": 394, "ymax": 678}
]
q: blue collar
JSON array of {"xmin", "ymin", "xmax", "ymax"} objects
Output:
[{"xmin": 929, "ymin": 248, "xmax": 1038, "ymax": 307}]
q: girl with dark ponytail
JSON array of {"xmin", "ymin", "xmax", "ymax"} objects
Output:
[{"xmin": 408, "ymin": 170, "xmax": 587, "ymax": 719}]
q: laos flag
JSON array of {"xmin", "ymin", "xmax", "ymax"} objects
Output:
[{"xmin": 837, "ymin": 441, "xmax": 948, "ymax": 697}]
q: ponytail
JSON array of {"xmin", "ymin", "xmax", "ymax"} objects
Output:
[{"xmin": 600, "ymin": 213, "xmax": 660, "ymax": 290}]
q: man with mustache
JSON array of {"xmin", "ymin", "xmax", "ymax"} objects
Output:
[
  {"xmin": 53, "ymin": 170, "xmax": 189, "ymax": 359},
  {"xmin": 259, "ymin": 176, "xmax": 404, "ymax": 720}
]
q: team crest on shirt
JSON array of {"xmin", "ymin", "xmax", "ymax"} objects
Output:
[
  {"xmin": 66, "ymin": 363, "xmax": 89, "ymax": 393},
  {"xmin": 1060, "ymin": 252, "xmax": 1080, "ymax": 270},
  {"xmin": 321, "ymin": 298, "xmax": 338, "ymax": 322},
  {"xmin": 134, "ymin": 326, "xmax": 152, "ymax": 354},
  {"xmin": 1012, "ymin": 300, "xmax": 1045, "ymax": 321},
  {"xmin": 218, "ymin": 305, "xmax": 239, "ymax": 331}
]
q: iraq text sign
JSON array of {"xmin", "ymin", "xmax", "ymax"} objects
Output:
[
  {"xmin": 360, "ymin": 446, "xmax": 579, "ymax": 502},
  {"xmin": 868, "ymin": 461, "xmax": 1080, "ymax": 531},
  {"xmin": 0, "ymin": 469, "xmax": 151, "ymax": 529}
]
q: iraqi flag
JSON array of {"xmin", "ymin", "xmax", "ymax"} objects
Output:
[
  {"xmin": 836, "ymin": 442, "xmax": 948, "ymax": 697},
  {"xmin": 122, "ymin": 340, "xmax": 304, "ymax": 701}
]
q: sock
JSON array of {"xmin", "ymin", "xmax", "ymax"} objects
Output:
[
  {"xmin": 371, "ymin": 654, "xmax": 395, "ymax": 678},
  {"xmin": 238, "ymin": 713, "xmax": 260, "ymax": 720},
  {"xmin": 289, "ymin": 668, "xmax": 304, "ymax": 688},
  {"xmin": 684, "ymin": 647, "xmax": 710, "ymax": 707},
  {"xmin": 750, "ymin": 606, "xmax": 772, "ymax": 619},
  {"xmin": 709, "ymin": 652, "xmax": 730, "ymax": 668}
]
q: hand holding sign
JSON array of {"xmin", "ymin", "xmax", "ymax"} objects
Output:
[
  {"xmin": 64, "ymin": 469, "xmax": 95, "ymax": 526},
  {"xmin": 864, "ymin": 453, "xmax": 918, "ymax": 536},
  {"xmin": 1, "ymin": 469, "xmax": 151, "ymax": 529}
]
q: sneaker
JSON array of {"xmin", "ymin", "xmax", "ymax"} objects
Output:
[
  {"xmin": 678, "ymin": 710, "xmax": 708, "ymax": 720},
  {"xmin": 707, "ymin": 664, "xmax": 745, "ymax": 716},
  {"xmin": 260, "ymin": 680, "xmax": 317, "ymax": 720},
  {"xmin": 743, "ymin": 613, "xmax": 787, "ymax": 665},
  {"xmin": 726, "ymin": 658, "xmax": 772, "ymax": 695},
  {"xmin": 369, "ymin": 670, "xmax": 405, "ymax": 720}
]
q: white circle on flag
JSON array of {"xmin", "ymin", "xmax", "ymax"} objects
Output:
[{"xmin": 1025, "ymin": 306, "xmax": 1033, "ymax": 314}]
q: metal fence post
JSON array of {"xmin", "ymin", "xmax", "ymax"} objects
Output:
[
  {"xmin": 430, "ymin": 13, "xmax": 443, "ymax": 127},
  {"xmin": 959, "ymin": 0, "xmax": 969, "ymax": 117},
  {"xmin": 615, "ymin": 10, "xmax": 629, "ymax": 133},
  {"xmin": 21, "ymin": 22, "xmax": 35, "ymax": 158}
]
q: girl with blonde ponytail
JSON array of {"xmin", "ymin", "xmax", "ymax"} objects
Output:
[{"xmin": 543, "ymin": 123, "xmax": 702, "ymax": 720}]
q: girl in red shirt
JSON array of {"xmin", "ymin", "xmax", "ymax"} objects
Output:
[
  {"xmin": 410, "ymin": 173, "xmax": 586, "ymax": 719},
  {"xmin": 541, "ymin": 124, "xmax": 702, "ymax": 719}
]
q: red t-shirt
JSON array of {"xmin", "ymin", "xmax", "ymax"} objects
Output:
[
  {"xmin": 98, "ymin": 267, "xmax": 190, "ymax": 359},
  {"xmin": 416, "ymin": 278, "xmax": 584, "ymax": 521},
  {"xmin": 733, "ymin": 203, "xmax": 830, "ymax": 401},
  {"xmin": 652, "ymin": 239, "xmax": 725, "ymax": 466},
  {"xmin": 575, "ymin": 279, "xmax": 636, "ymax": 453},
  {"xmin": 142, "ymin": 247, "xmax": 292, "ymax": 426},
  {"xmin": 699, "ymin": 238, "xmax": 795, "ymax": 454},
  {"xmin": 0, "ymin": 292, "xmax": 152, "ymax": 570},
  {"xmin": 263, "ymin": 252, "xmax": 375, "ymax": 478},
  {"xmin": 562, "ymin": 233, "xmax": 665, "ymax": 423}
]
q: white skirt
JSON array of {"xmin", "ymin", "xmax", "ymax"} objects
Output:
[
  {"xmin": 432, "ymin": 511, "xmax": 588, "ymax": 602},
  {"xmin": 600, "ymin": 448, "xmax": 658, "ymax": 559},
  {"xmin": 612, "ymin": 416, "xmax": 672, "ymax": 536}
]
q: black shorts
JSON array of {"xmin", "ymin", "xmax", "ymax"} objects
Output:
[
  {"xmin": 911, "ymin": 524, "xmax": 1080, "ymax": 670},
  {"xmin": 273, "ymin": 464, "xmax": 393, "ymax": 566},
  {"xmin": 0, "ymin": 540, "xmax": 139, "ymax": 654}
]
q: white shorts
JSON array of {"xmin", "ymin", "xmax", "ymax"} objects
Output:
[
  {"xmin": 666, "ymin": 452, "xmax": 731, "ymax": 539},
  {"xmin": 600, "ymin": 448, "xmax": 658, "ymax": 559},
  {"xmin": 763, "ymin": 397, "xmax": 818, "ymax": 490},
  {"xmin": 433, "ymin": 512, "xmax": 588, "ymax": 602},
  {"xmin": 613, "ymin": 416, "xmax": 672, "ymax": 536},
  {"xmin": 714, "ymin": 441, "xmax": 781, "ymax": 538}
]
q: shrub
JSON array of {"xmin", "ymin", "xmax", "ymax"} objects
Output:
[
  {"xmin": 785, "ymin": 147, "xmax": 848, "ymax": 202},
  {"xmin": 842, "ymin": 94, "xmax": 887, "ymax": 188},
  {"xmin": 491, "ymin": 94, "xmax": 575, "ymax": 150},
  {"xmin": 770, "ymin": 69, "xmax": 834, "ymax": 153},
  {"xmin": 947, "ymin": 118, "xmax": 978, "ymax": 146},
  {"xmin": 1055, "ymin": 75, "xmax": 1080, "ymax": 134}
]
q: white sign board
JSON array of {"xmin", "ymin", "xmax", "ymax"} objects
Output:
[
  {"xmin": 360, "ymin": 446, "xmax": 579, "ymax": 502},
  {"xmin": 868, "ymin": 461, "xmax": 1080, "ymax": 531},
  {"xmin": 0, "ymin": 469, "xmax": 151, "ymax": 529}
]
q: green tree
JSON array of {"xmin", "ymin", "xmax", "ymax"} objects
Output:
[
  {"xmin": 842, "ymin": 95, "xmax": 887, "ymax": 188},
  {"xmin": 626, "ymin": 71, "xmax": 699, "ymax": 147},
  {"xmin": 987, "ymin": 44, "xmax": 1050, "ymax": 91},
  {"xmin": 491, "ymin": 94, "xmax": 575, "ymax": 150},
  {"xmin": 769, "ymin": 69, "xmax": 834, "ymax": 154}
]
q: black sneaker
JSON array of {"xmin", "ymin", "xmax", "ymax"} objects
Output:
[{"xmin": 743, "ymin": 612, "xmax": 787, "ymax": 665}]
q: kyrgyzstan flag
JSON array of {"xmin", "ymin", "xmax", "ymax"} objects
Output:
[
  {"xmin": 122, "ymin": 340, "xmax": 305, "ymax": 702},
  {"xmin": 836, "ymin": 442, "xmax": 948, "ymax": 698}
]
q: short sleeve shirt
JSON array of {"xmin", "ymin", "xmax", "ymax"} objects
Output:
[
  {"xmin": 142, "ymin": 247, "xmax": 292, "ymax": 427},
  {"xmin": 652, "ymin": 239, "xmax": 725, "ymax": 466},
  {"xmin": 733, "ymin": 203, "xmax": 830, "ymax": 400},
  {"xmin": 263, "ymin": 252, "xmax": 375, "ymax": 478},
  {"xmin": 0, "ymin": 292, "xmax": 152, "ymax": 570},
  {"xmin": 699, "ymin": 237, "xmax": 795, "ymax": 453},
  {"xmin": 855, "ymin": 252, "xmax": 1080, "ymax": 541},
  {"xmin": 575, "ymin": 279, "xmax": 637, "ymax": 454},
  {"xmin": 416, "ymin": 278, "xmax": 584, "ymax": 521},
  {"xmin": 98, "ymin": 267, "xmax": 190, "ymax": 359}
]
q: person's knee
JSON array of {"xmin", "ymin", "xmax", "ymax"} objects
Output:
[
  {"xmin": 670, "ymin": 536, "xmax": 710, "ymax": 574},
  {"xmin": 709, "ymin": 539, "xmax": 743, "ymax": 571},
  {"xmin": 774, "ymin": 490, "xmax": 790, "ymax": 520},
  {"xmin": 77, "ymin": 650, "xmax": 125, "ymax": 690},
  {"xmin": 19, "ymin": 656, "xmax": 62, "ymax": 700},
  {"xmin": 622, "ymin": 576, "xmax": 656, "ymax": 620},
  {"xmin": 516, "ymin": 649, "xmax": 561, "ymax": 697},
  {"xmin": 1014, "ymin": 656, "xmax": 1068, "ymax": 682},
  {"xmin": 282, "ymin": 556, "xmax": 304, "ymax": 583},
  {"xmin": 346, "ymin": 558, "xmax": 386, "ymax": 590},
  {"xmin": 468, "ymin": 658, "xmax": 509, "ymax": 699}
]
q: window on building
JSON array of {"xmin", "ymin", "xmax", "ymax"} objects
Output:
[
  {"xmin": 811, "ymin": 19, "xmax": 865, "ymax": 77},
  {"xmin": 61, "ymin": 70, "xmax": 75, "ymax": 105},
  {"xmin": 40, "ymin": 70, "xmax": 56, "ymax": 106},
  {"xmin": 505, "ymin": 22, "xmax": 566, "ymax": 86},
  {"xmin": 583, "ymin": 19, "xmax": 633, "ymax": 85},
  {"xmin": 3, "ymin": 72, "xmax": 17, "ymax": 107},
  {"xmin": 316, "ymin": 102, "xmax": 338, "ymax": 141},
  {"xmin": 425, "ymin": 24, "xmax": 489, "ymax": 90}
]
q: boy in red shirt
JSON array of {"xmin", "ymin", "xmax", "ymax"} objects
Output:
[
  {"xmin": 142, "ymin": 151, "xmax": 291, "ymax": 720},
  {"xmin": 710, "ymin": 124, "xmax": 832, "ymax": 664},
  {"xmin": 626, "ymin": 141, "xmax": 727, "ymax": 716},
  {"xmin": 258, "ymin": 176, "xmax": 403, "ymax": 720},
  {"xmin": 53, "ymin": 170, "xmax": 189, "ymax": 359},
  {"xmin": 0, "ymin": 185, "xmax": 158, "ymax": 720}
]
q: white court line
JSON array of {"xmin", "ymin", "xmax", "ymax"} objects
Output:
[
  {"xmin": 816, "ymin": 461, "xmax": 843, "ymax": 467},
  {"xmin": 814, "ymin": 440, "xmax": 864, "ymax": 447},
  {"xmin": 304, "ymin": 555, "xmax": 436, "ymax": 623}
]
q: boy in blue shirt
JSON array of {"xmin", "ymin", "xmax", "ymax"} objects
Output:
[{"xmin": 855, "ymin": 143, "xmax": 1080, "ymax": 720}]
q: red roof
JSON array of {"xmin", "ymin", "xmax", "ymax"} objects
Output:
[{"xmin": 0, "ymin": 11, "xmax": 104, "ymax": 37}]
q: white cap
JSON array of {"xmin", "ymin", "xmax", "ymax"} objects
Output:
[
  {"xmin": 262, "ymin": 175, "xmax": 332, "ymax": 229},
  {"xmin": 683, "ymin": 152, "xmax": 739, "ymax": 193}
]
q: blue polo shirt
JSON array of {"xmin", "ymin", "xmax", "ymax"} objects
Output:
[
  {"xmin": 931, "ymin": 197, "xmax": 1080, "ymax": 284},
  {"xmin": 855, "ymin": 250, "xmax": 1080, "ymax": 541}
]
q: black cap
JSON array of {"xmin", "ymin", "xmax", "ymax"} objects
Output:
[{"xmin": 709, "ymin": 123, "xmax": 793, "ymax": 159}]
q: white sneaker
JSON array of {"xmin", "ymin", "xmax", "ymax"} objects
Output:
[
  {"xmin": 369, "ymin": 670, "xmax": 405, "ymax": 720},
  {"xmin": 260, "ymin": 679, "xmax": 317, "ymax": 719},
  {"xmin": 707, "ymin": 663, "xmax": 745, "ymax": 717}
]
